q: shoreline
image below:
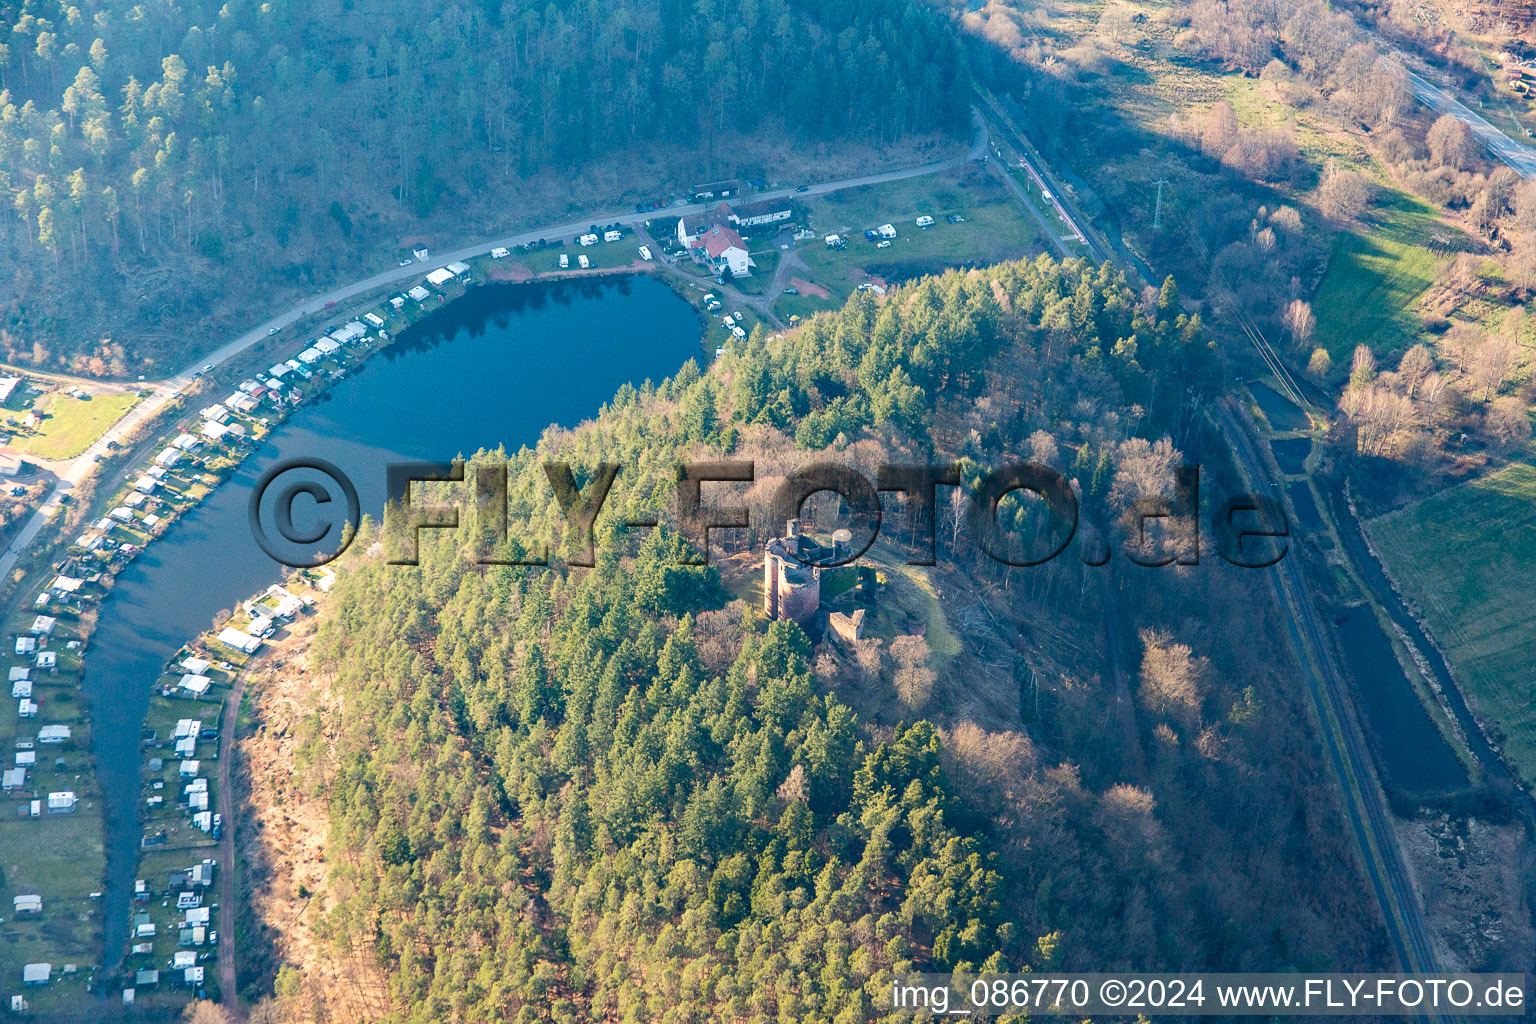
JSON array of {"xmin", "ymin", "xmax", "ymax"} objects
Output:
[{"xmin": 5, "ymin": 262, "xmax": 712, "ymax": 1007}]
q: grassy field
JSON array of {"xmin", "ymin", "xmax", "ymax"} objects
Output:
[
  {"xmin": 1368, "ymin": 451, "xmax": 1536, "ymax": 788},
  {"xmin": 3, "ymin": 392, "xmax": 141, "ymax": 461},
  {"xmin": 780, "ymin": 167, "xmax": 1041, "ymax": 318},
  {"xmin": 1312, "ymin": 189, "xmax": 1447, "ymax": 361},
  {"xmin": 886, "ymin": 565, "xmax": 962, "ymax": 668}
]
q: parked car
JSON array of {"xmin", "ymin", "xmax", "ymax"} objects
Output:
[
  {"xmin": 399, "ymin": 258, "xmax": 413, "ymax": 266},
  {"xmin": 266, "ymin": 327, "xmax": 278, "ymax": 335},
  {"xmin": 783, "ymin": 287, "xmax": 799, "ymax": 295},
  {"xmin": 796, "ymin": 185, "xmax": 809, "ymax": 193},
  {"xmin": 877, "ymin": 240, "xmax": 892, "ymax": 248}
]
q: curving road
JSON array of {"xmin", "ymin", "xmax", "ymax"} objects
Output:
[
  {"xmin": 0, "ymin": 112, "xmax": 988, "ymax": 591},
  {"xmin": 1, "ymin": 113, "xmax": 992, "ymax": 1011}
]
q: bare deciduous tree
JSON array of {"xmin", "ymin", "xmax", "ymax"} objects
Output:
[
  {"xmin": 1427, "ymin": 113, "xmax": 1477, "ymax": 171},
  {"xmin": 183, "ymin": 1002, "xmax": 236, "ymax": 1024},
  {"xmin": 1340, "ymin": 384, "xmax": 1416, "ymax": 455},
  {"xmin": 1137, "ymin": 628, "xmax": 1207, "ymax": 729},
  {"xmin": 1484, "ymin": 397, "xmax": 1533, "ymax": 448},
  {"xmin": 1318, "ymin": 162, "xmax": 1370, "ymax": 221},
  {"xmin": 1202, "ymin": 100, "xmax": 1239, "ymax": 159},
  {"xmin": 1470, "ymin": 333, "xmax": 1518, "ymax": 401},
  {"xmin": 1441, "ymin": 321, "xmax": 1481, "ymax": 377},
  {"xmin": 1349, "ymin": 343, "xmax": 1377, "ymax": 386},
  {"xmin": 1397, "ymin": 344, "xmax": 1435, "ymax": 398},
  {"xmin": 1283, "ymin": 298, "xmax": 1315, "ymax": 349},
  {"xmin": 1028, "ymin": 429, "xmax": 1059, "ymax": 466},
  {"xmin": 890, "ymin": 634, "xmax": 936, "ymax": 712}
]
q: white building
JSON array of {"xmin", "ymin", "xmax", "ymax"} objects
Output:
[
  {"xmin": 426, "ymin": 267, "xmax": 455, "ymax": 288},
  {"xmin": 46, "ymin": 791, "xmax": 76, "ymax": 813},
  {"xmin": 217, "ymin": 627, "xmax": 261, "ymax": 654},
  {"xmin": 728, "ymin": 199, "xmax": 794, "ymax": 228},
  {"xmin": 692, "ymin": 224, "xmax": 755, "ymax": 278}
]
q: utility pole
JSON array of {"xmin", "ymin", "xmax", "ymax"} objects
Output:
[{"xmin": 1152, "ymin": 178, "xmax": 1169, "ymax": 230}]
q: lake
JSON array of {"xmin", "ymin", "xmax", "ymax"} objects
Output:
[{"xmin": 85, "ymin": 275, "xmax": 702, "ymax": 967}]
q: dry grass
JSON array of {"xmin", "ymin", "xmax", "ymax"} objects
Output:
[
  {"xmin": 1367, "ymin": 450, "xmax": 1536, "ymax": 788},
  {"xmin": 236, "ymin": 617, "xmax": 390, "ymax": 1022}
]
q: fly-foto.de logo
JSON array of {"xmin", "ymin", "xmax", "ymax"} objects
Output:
[{"xmin": 248, "ymin": 457, "xmax": 1291, "ymax": 570}]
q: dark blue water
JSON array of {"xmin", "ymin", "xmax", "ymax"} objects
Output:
[
  {"xmin": 1334, "ymin": 605, "xmax": 1469, "ymax": 797},
  {"xmin": 1249, "ymin": 380, "xmax": 1309, "ymax": 432},
  {"xmin": 87, "ymin": 276, "xmax": 701, "ymax": 967},
  {"xmin": 1270, "ymin": 437, "xmax": 1310, "ymax": 476},
  {"xmin": 1285, "ymin": 482, "xmax": 1328, "ymax": 547}
]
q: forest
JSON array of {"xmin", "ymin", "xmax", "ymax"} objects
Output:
[
  {"xmin": 0, "ymin": 0, "xmax": 970, "ymax": 374},
  {"xmin": 240, "ymin": 258, "xmax": 1390, "ymax": 1022}
]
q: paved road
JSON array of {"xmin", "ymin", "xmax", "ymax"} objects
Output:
[
  {"xmin": 1396, "ymin": 57, "xmax": 1536, "ymax": 179},
  {"xmin": 0, "ymin": 380, "xmax": 185, "ymax": 583},
  {"xmin": 0, "ymin": 113, "xmax": 992, "ymax": 1004},
  {"xmin": 0, "ymin": 112, "xmax": 989, "ymax": 593},
  {"xmin": 188, "ymin": 105, "xmax": 987, "ymax": 382}
]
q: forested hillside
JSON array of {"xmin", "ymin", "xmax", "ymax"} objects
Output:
[
  {"xmin": 242, "ymin": 259, "xmax": 1387, "ymax": 1023},
  {"xmin": 0, "ymin": 0, "xmax": 970, "ymax": 374}
]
